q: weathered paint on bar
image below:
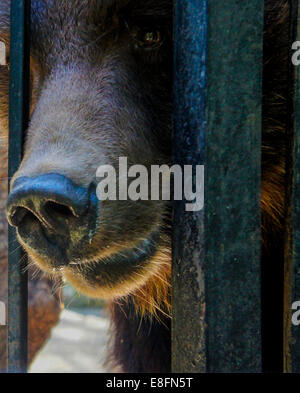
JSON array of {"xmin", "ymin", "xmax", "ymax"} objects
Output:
[
  {"xmin": 205, "ymin": 0, "xmax": 263, "ymax": 372},
  {"xmin": 284, "ymin": 0, "xmax": 300, "ymax": 374},
  {"xmin": 8, "ymin": 0, "xmax": 30, "ymax": 373},
  {"xmin": 172, "ymin": 0, "xmax": 207, "ymax": 373},
  {"xmin": 172, "ymin": 0, "xmax": 263, "ymax": 372}
]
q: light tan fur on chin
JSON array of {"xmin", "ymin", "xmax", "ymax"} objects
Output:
[
  {"xmin": 130, "ymin": 247, "xmax": 171, "ymax": 319},
  {"xmin": 16, "ymin": 236, "xmax": 56, "ymax": 274},
  {"xmin": 63, "ymin": 246, "xmax": 171, "ymax": 318},
  {"xmin": 25, "ymin": 239, "xmax": 172, "ymax": 320}
]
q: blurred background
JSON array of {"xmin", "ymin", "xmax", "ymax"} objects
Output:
[{"xmin": 29, "ymin": 285, "xmax": 110, "ymax": 373}]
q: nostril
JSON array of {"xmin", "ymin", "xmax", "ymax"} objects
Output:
[
  {"xmin": 44, "ymin": 201, "xmax": 75, "ymax": 219},
  {"xmin": 6, "ymin": 173, "xmax": 94, "ymax": 232},
  {"xmin": 9, "ymin": 206, "xmax": 37, "ymax": 227}
]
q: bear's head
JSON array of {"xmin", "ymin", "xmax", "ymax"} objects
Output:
[{"xmin": 0, "ymin": 0, "xmax": 173, "ymax": 315}]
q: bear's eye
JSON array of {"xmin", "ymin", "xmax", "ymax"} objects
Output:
[{"xmin": 131, "ymin": 27, "xmax": 164, "ymax": 50}]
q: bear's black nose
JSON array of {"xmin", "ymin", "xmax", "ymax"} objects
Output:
[
  {"xmin": 6, "ymin": 173, "xmax": 98, "ymax": 268},
  {"xmin": 7, "ymin": 173, "xmax": 90, "ymax": 227}
]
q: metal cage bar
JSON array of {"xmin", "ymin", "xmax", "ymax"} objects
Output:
[
  {"xmin": 8, "ymin": 0, "xmax": 30, "ymax": 373},
  {"xmin": 172, "ymin": 0, "xmax": 264, "ymax": 372},
  {"xmin": 284, "ymin": 0, "xmax": 300, "ymax": 374},
  {"xmin": 172, "ymin": 0, "xmax": 207, "ymax": 373}
]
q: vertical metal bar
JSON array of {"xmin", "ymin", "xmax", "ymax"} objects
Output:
[
  {"xmin": 284, "ymin": 0, "xmax": 300, "ymax": 374},
  {"xmin": 172, "ymin": 0, "xmax": 207, "ymax": 373},
  {"xmin": 205, "ymin": 0, "xmax": 263, "ymax": 372},
  {"xmin": 8, "ymin": 0, "xmax": 30, "ymax": 373},
  {"xmin": 172, "ymin": 0, "xmax": 264, "ymax": 372}
]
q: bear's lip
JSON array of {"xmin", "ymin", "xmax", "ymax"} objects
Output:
[
  {"xmin": 65, "ymin": 231, "xmax": 160, "ymax": 274},
  {"xmin": 58, "ymin": 230, "xmax": 166, "ymax": 299}
]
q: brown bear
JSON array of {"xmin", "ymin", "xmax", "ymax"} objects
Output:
[
  {"xmin": 0, "ymin": 0, "xmax": 289, "ymax": 373},
  {"xmin": 0, "ymin": 8, "xmax": 61, "ymax": 371},
  {"xmin": 1, "ymin": 0, "xmax": 173, "ymax": 373}
]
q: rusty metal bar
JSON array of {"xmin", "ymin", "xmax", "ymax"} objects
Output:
[{"xmin": 8, "ymin": 0, "xmax": 30, "ymax": 373}]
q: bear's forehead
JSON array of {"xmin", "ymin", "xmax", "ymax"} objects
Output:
[
  {"xmin": 0, "ymin": 0, "xmax": 172, "ymax": 32},
  {"xmin": 0, "ymin": 0, "xmax": 172, "ymax": 61}
]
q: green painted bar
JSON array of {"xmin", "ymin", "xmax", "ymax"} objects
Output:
[
  {"xmin": 172, "ymin": 0, "xmax": 263, "ymax": 372},
  {"xmin": 205, "ymin": 0, "xmax": 263, "ymax": 373},
  {"xmin": 8, "ymin": 0, "xmax": 30, "ymax": 373}
]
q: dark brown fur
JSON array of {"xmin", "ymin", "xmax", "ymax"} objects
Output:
[{"xmin": 0, "ymin": 0, "xmax": 289, "ymax": 372}]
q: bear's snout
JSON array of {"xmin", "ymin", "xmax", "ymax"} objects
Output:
[{"xmin": 6, "ymin": 173, "xmax": 98, "ymax": 269}]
